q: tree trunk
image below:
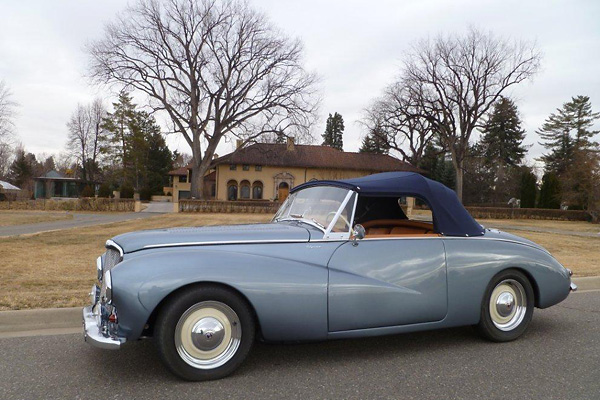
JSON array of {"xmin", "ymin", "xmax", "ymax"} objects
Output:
[{"xmin": 455, "ymin": 165, "xmax": 464, "ymax": 203}]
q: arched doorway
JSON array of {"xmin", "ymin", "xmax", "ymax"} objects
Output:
[{"xmin": 278, "ymin": 182, "xmax": 290, "ymax": 202}]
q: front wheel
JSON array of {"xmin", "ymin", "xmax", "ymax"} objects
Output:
[
  {"xmin": 155, "ymin": 285, "xmax": 255, "ymax": 381},
  {"xmin": 477, "ymin": 269, "xmax": 534, "ymax": 342}
]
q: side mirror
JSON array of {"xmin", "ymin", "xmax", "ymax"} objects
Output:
[{"xmin": 351, "ymin": 224, "xmax": 365, "ymax": 246}]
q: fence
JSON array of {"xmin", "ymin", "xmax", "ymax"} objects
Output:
[
  {"xmin": 465, "ymin": 207, "xmax": 591, "ymax": 221},
  {"xmin": 179, "ymin": 200, "xmax": 280, "ymax": 214},
  {"xmin": 0, "ymin": 198, "xmax": 136, "ymax": 212}
]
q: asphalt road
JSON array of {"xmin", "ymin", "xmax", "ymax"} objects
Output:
[
  {"xmin": 1, "ymin": 292, "xmax": 598, "ymax": 400},
  {"xmin": 0, "ymin": 212, "xmax": 158, "ymax": 237}
]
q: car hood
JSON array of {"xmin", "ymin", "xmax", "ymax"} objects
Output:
[{"xmin": 110, "ymin": 223, "xmax": 311, "ymax": 254}]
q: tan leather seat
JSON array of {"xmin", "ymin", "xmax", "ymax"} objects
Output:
[{"xmin": 367, "ymin": 227, "xmax": 391, "ymax": 235}]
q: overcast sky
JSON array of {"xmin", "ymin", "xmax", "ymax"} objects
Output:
[{"xmin": 1, "ymin": 0, "xmax": 599, "ymax": 167}]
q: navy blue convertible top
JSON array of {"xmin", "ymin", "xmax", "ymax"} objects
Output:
[{"xmin": 291, "ymin": 172, "xmax": 484, "ymax": 237}]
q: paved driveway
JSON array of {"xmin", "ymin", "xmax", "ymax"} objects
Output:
[
  {"xmin": 0, "ymin": 212, "xmax": 157, "ymax": 237},
  {"xmin": 0, "ymin": 291, "xmax": 598, "ymax": 399}
]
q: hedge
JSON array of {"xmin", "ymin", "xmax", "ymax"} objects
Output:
[
  {"xmin": 0, "ymin": 198, "xmax": 136, "ymax": 212},
  {"xmin": 180, "ymin": 200, "xmax": 280, "ymax": 214},
  {"xmin": 465, "ymin": 207, "xmax": 591, "ymax": 221}
]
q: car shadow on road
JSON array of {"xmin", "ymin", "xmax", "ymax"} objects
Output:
[
  {"xmin": 83, "ymin": 325, "xmax": 479, "ymax": 382},
  {"xmin": 81, "ymin": 315, "xmax": 563, "ymax": 384}
]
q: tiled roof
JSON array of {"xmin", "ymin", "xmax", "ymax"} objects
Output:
[
  {"xmin": 210, "ymin": 143, "xmax": 422, "ymax": 173},
  {"xmin": 168, "ymin": 166, "xmax": 189, "ymax": 176}
]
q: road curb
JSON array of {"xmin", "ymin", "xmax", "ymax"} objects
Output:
[
  {"xmin": 572, "ymin": 276, "xmax": 600, "ymax": 291},
  {"xmin": 1, "ymin": 276, "xmax": 598, "ymax": 336},
  {"xmin": 0, "ymin": 307, "xmax": 81, "ymax": 334}
]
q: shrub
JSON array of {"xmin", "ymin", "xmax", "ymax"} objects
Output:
[
  {"xmin": 139, "ymin": 187, "xmax": 153, "ymax": 201},
  {"xmin": 120, "ymin": 185, "xmax": 134, "ymax": 199},
  {"xmin": 98, "ymin": 183, "xmax": 112, "ymax": 198},
  {"xmin": 80, "ymin": 185, "xmax": 95, "ymax": 198}
]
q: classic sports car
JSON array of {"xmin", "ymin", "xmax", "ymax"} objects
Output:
[{"xmin": 83, "ymin": 172, "xmax": 576, "ymax": 381}]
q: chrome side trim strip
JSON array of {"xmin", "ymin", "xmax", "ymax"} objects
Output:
[
  {"xmin": 137, "ymin": 234, "xmax": 547, "ymax": 253},
  {"xmin": 142, "ymin": 239, "xmax": 308, "ymax": 250}
]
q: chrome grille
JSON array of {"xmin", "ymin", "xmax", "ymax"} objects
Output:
[{"xmin": 104, "ymin": 247, "xmax": 122, "ymax": 271}]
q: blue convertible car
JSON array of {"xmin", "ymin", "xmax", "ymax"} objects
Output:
[{"xmin": 83, "ymin": 172, "xmax": 576, "ymax": 380}]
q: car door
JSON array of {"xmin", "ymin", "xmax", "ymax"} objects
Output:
[{"xmin": 327, "ymin": 237, "xmax": 447, "ymax": 332}]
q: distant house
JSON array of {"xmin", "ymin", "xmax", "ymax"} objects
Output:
[
  {"xmin": 33, "ymin": 171, "xmax": 98, "ymax": 199},
  {"xmin": 0, "ymin": 180, "xmax": 21, "ymax": 200},
  {"xmin": 166, "ymin": 138, "xmax": 421, "ymax": 202}
]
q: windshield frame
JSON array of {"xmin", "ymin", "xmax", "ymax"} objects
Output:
[{"xmin": 272, "ymin": 185, "xmax": 357, "ymax": 238}]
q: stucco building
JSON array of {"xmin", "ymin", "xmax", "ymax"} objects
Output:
[{"xmin": 167, "ymin": 139, "xmax": 421, "ymax": 203}]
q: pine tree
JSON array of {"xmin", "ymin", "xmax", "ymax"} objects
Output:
[
  {"xmin": 359, "ymin": 124, "xmax": 389, "ymax": 154},
  {"xmin": 101, "ymin": 92, "xmax": 137, "ymax": 181},
  {"xmin": 538, "ymin": 95, "xmax": 600, "ymax": 174},
  {"xmin": 322, "ymin": 112, "xmax": 344, "ymax": 151},
  {"xmin": 481, "ymin": 98, "xmax": 527, "ymax": 166},
  {"xmin": 479, "ymin": 98, "xmax": 528, "ymax": 203},
  {"xmin": 519, "ymin": 169, "xmax": 537, "ymax": 208}
]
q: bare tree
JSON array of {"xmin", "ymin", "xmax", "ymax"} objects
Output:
[
  {"xmin": 88, "ymin": 0, "xmax": 319, "ymax": 198},
  {"xmin": 402, "ymin": 28, "xmax": 541, "ymax": 201},
  {"xmin": 66, "ymin": 99, "xmax": 107, "ymax": 181},
  {"xmin": 0, "ymin": 81, "xmax": 17, "ymax": 179},
  {"xmin": 364, "ymin": 82, "xmax": 434, "ymax": 166}
]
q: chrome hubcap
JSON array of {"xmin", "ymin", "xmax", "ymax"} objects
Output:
[
  {"xmin": 175, "ymin": 301, "xmax": 241, "ymax": 369},
  {"xmin": 191, "ymin": 317, "xmax": 225, "ymax": 351},
  {"xmin": 489, "ymin": 279, "xmax": 527, "ymax": 331},
  {"xmin": 495, "ymin": 292, "xmax": 515, "ymax": 317}
]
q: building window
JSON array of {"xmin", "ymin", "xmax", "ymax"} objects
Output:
[
  {"xmin": 252, "ymin": 181, "xmax": 263, "ymax": 200},
  {"xmin": 179, "ymin": 175, "xmax": 187, "ymax": 183},
  {"xmin": 227, "ymin": 180, "xmax": 238, "ymax": 200},
  {"xmin": 229, "ymin": 164, "xmax": 237, "ymax": 170},
  {"xmin": 240, "ymin": 180, "xmax": 251, "ymax": 199},
  {"xmin": 255, "ymin": 165, "xmax": 262, "ymax": 171},
  {"xmin": 210, "ymin": 183, "xmax": 216, "ymax": 198},
  {"xmin": 242, "ymin": 164, "xmax": 249, "ymax": 171}
]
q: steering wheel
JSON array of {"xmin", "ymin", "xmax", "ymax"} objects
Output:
[{"xmin": 325, "ymin": 212, "xmax": 350, "ymax": 230}]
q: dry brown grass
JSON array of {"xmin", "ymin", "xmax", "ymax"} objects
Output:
[
  {"xmin": 0, "ymin": 211, "xmax": 74, "ymax": 226},
  {"xmin": 0, "ymin": 213, "xmax": 597, "ymax": 310},
  {"xmin": 0, "ymin": 213, "xmax": 270, "ymax": 311}
]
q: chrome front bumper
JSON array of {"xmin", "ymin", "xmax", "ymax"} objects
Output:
[
  {"xmin": 82, "ymin": 306, "xmax": 122, "ymax": 350},
  {"xmin": 570, "ymin": 282, "xmax": 578, "ymax": 292}
]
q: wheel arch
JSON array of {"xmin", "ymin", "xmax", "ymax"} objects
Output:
[
  {"xmin": 142, "ymin": 281, "xmax": 263, "ymax": 340},
  {"xmin": 510, "ymin": 267, "xmax": 540, "ymax": 308}
]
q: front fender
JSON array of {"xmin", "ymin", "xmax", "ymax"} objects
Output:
[{"xmin": 111, "ymin": 244, "xmax": 330, "ymax": 342}]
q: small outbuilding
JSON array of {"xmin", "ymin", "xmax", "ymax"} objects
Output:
[
  {"xmin": 33, "ymin": 170, "xmax": 97, "ymax": 199},
  {"xmin": 0, "ymin": 180, "xmax": 21, "ymax": 200}
]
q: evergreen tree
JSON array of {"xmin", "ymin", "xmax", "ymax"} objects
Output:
[
  {"xmin": 538, "ymin": 95, "xmax": 600, "ymax": 174},
  {"xmin": 538, "ymin": 172, "xmax": 561, "ymax": 209},
  {"xmin": 102, "ymin": 93, "xmax": 173, "ymax": 192},
  {"xmin": 322, "ymin": 112, "xmax": 344, "ymax": 150},
  {"xmin": 102, "ymin": 92, "xmax": 137, "ymax": 181},
  {"xmin": 359, "ymin": 123, "xmax": 389, "ymax": 154},
  {"xmin": 519, "ymin": 169, "xmax": 537, "ymax": 208},
  {"xmin": 481, "ymin": 98, "xmax": 527, "ymax": 166},
  {"xmin": 479, "ymin": 98, "xmax": 528, "ymax": 203},
  {"xmin": 418, "ymin": 144, "xmax": 456, "ymax": 190}
]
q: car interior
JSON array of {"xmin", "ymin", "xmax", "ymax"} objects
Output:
[{"xmin": 352, "ymin": 195, "xmax": 439, "ymax": 237}]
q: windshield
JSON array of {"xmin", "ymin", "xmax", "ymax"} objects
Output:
[{"xmin": 273, "ymin": 186, "xmax": 353, "ymax": 232}]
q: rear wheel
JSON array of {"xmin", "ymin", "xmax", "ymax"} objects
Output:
[
  {"xmin": 477, "ymin": 269, "xmax": 534, "ymax": 342},
  {"xmin": 155, "ymin": 285, "xmax": 255, "ymax": 381}
]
